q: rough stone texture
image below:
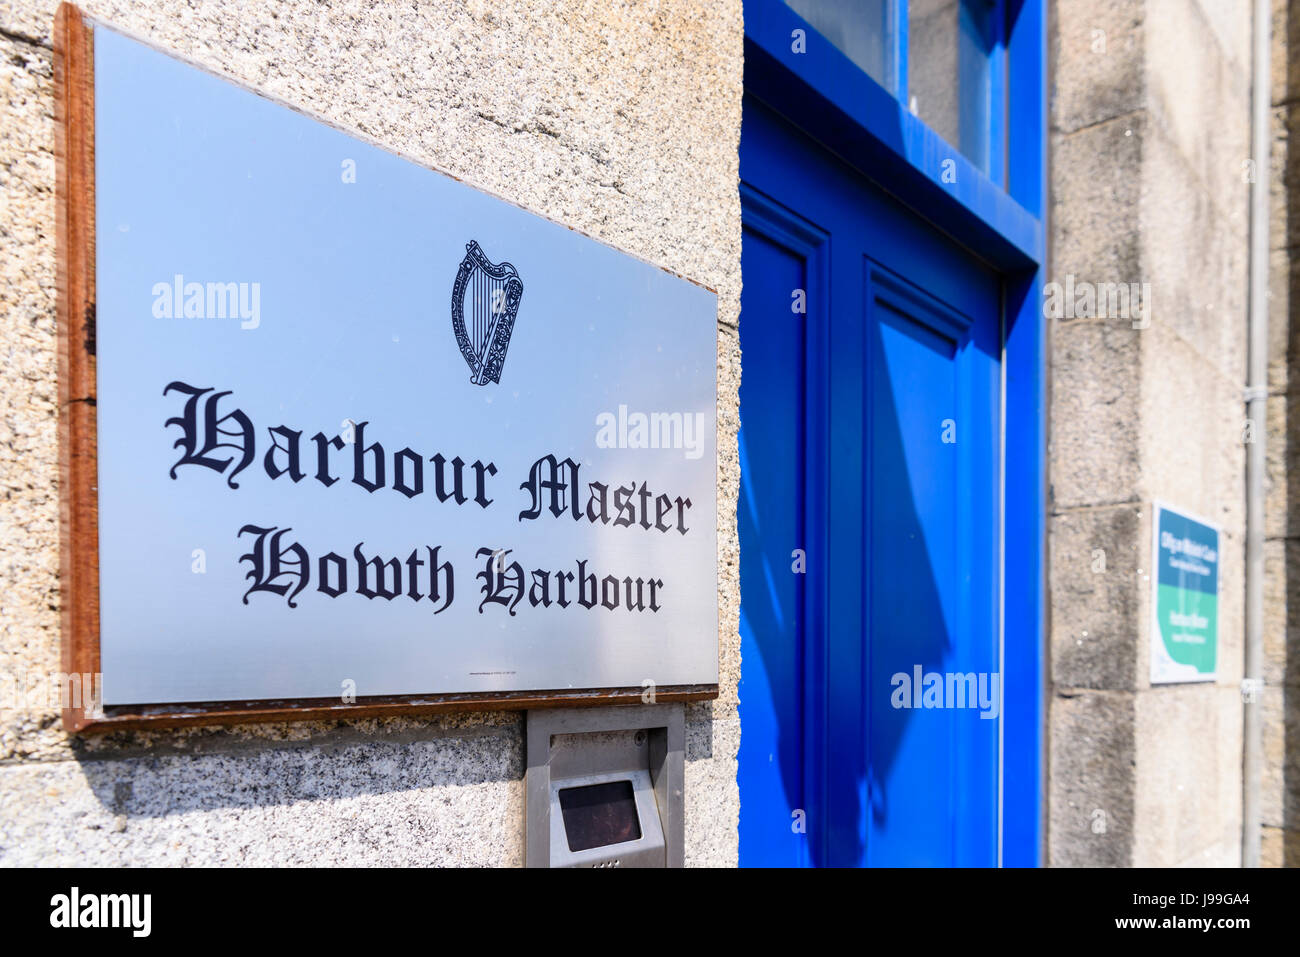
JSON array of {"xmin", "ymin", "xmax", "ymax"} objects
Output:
[
  {"xmin": 1270, "ymin": 104, "xmax": 1299, "ymax": 259},
  {"xmin": 1267, "ymin": 248, "xmax": 1296, "ymax": 399},
  {"xmin": 1048, "ymin": 691, "xmax": 1136, "ymax": 868},
  {"xmin": 1264, "ymin": 390, "xmax": 1297, "ymax": 540},
  {"xmin": 1140, "ymin": 136, "xmax": 1248, "ymax": 387},
  {"xmin": 1050, "ymin": 505, "xmax": 1144, "ymax": 691},
  {"xmin": 1050, "ymin": 0, "xmax": 1250, "ymax": 866},
  {"xmin": 1138, "ymin": 325, "xmax": 1246, "ymax": 532},
  {"xmin": 1049, "ymin": 114, "xmax": 1144, "ymax": 314},
  {"xmin": 0, "ymin": 0, "xmax": 742, "ymax": 865},
  {"xmin": 1145, "ymin": 4, "xmax": 1250, "ymax": 342},
  {"xmin": 1261, "ymin": 539, "xmax": 1299, "ymax": 688},
  {"xmin": 1132, "ymin": 684, "xmax": 1243, "ymax": 866},
  {"xmin": 1048, "ymin": 318, "xmax": 1143, "ymax": 511},
  {"xmin": 684, "ymin": 701, "xmax": 739, "ymax": 866},
  {"xmin": 1266, "ymin": 0, "xmax": 1300, "ymax": 868},
  {"xmin": 0, "ymin": 722, "xmax": 526, "ymax": 866},
  {"xmin": 1050, "ymin": 0, "xmax": 1144, "ymax": 135},
  {"xmin": 1260, "ymin": 681, "xmax": 1300, "ymax": 832},
  {"xmin": 1262, "ymin": 822, "xmax": 1300, "ymax": 864}
]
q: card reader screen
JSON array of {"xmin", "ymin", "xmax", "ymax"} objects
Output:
[{"xmin": 558, "ymin": 780, "xmax": 641, "ymax": 852}]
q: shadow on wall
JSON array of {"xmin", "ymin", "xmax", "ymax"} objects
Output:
[
  {"xmin": 69, "ymin": 719, "xmax": 525, "ymax": 820},
  {"xmin": 67, "ymin": 702, "xmax": 714, "ymax": 824}
]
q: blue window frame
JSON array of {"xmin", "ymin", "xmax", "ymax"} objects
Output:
[
  {"xmin": 784, "ymin": 1, "xmax": 897, "ymax": 94},
  {"xmin": 782, "ymin": 0, "xmax": 1011, "ymax": 181},
  {"xmin": 742, "ymin": 0, "xmax": 1046, "ymax": 866}
]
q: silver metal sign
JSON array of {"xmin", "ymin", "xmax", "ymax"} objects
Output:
[{"xmin": 90, "ymin": 25, "xmax": 718, "ymax": 706}]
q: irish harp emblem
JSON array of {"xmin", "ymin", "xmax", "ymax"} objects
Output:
[{"xmin": 451, "ymin": 240, "xmax": 524, "ymax": 385}]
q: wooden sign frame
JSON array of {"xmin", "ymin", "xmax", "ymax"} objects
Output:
[{"xmin": 54, "ymin": 3, "xmax": 718, "ymax": 732}]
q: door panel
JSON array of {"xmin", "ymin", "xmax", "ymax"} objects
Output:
[
  {"xmin": 865, "ymin": 265, "xmax": 1000, "ymax": 866},
  {"xmin": 739, "ymin": 95, "xmax": 1001, "ymax": 867},
  {"xmin": 736, "ymin": 223, "xmax": 811, "ymax": 868}
]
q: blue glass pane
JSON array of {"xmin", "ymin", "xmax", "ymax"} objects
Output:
[
  {"xmin": 909, "ymin": 0, "xmax": 996, "ymax": 175},
  {"xmin": 785, "ymin": 0, "xmax": 896, "ymax": 95}
]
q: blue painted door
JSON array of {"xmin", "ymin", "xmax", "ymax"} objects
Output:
[{"xmin": 738, "ymin": 96, "xmax": 1002, "ymax": 866}]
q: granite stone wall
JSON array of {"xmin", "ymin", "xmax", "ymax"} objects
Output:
[{"xmin": 1049, "ymin": 0, "xmax": 1250, "ymax": 866}]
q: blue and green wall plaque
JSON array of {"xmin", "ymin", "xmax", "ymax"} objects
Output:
[{"xmin": 1150, "ymin": 502, "xmax": 1220, "ymax": 684}]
